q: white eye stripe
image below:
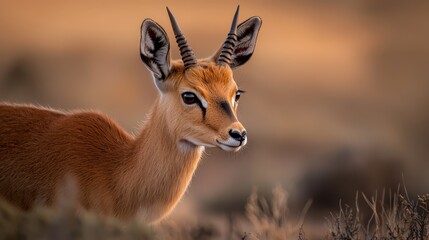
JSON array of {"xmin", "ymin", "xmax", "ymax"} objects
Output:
[
  {"xmin": 200, "ymin": 98, "xmax": 208, "ymax": 108},
  {"xmin": 232, "ymin": 97, "xmax": 235, "ymax": 107}
]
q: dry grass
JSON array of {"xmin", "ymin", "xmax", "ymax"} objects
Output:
[
  {"xmin": 0, "ymin": 197, "xmax": 153, "ymax": 239},
  {"xmin": 326, "ymin": 196, "xmax": 360, "ymax": 240},
  {"xmin": 326, "ymin": 185, "xmax": 429, "ymax": 240},
  {"xmin": 244, "ymin": 185, "xmax": 311, "ymax": 240},
  {"xmin": 0, "ymin": 185, "xmax": 428, "ymax": 239}
]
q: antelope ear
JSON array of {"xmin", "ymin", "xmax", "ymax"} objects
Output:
[
  {"xmin": 212, "ymin": 16, "xmax": 262, "ymax": 69},
  {"xmin": 230, "ymin": 17, "xmax": 262, "ymax": 68},
  {"xmin": 140, "ymin": 19, "xmax": 171, "ymax": 81}
]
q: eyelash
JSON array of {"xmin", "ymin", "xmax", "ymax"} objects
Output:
[{"xmin": 235, "ymin": 90, "xmax": 245, "ymax": 101}]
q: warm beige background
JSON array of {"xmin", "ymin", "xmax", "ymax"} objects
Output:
[{"xmin": 1, "ymin": 0, "xmax": 428, "ymax": 222}]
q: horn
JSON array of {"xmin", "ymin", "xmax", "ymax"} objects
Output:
[
  {"xmin": 166, "ymin": 7, "xmax": 197, "ymax": 70},
  {"xmin": 217, "ymin": 6, "xmax": 240, "ymax": 66}
]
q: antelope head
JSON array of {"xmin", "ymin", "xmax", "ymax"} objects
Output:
[{"xmin": 140, "ymin": 6, "xmax": 261, "ymax": 152}]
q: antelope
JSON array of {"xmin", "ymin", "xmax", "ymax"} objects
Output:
[{"xmin": 0, "ymin": 6, "xmax": 261, "ymax": 223}]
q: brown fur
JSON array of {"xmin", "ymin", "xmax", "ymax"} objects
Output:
[{"xmin": 0, "ymin": 61, "xmax": 244, "ymax": 223}]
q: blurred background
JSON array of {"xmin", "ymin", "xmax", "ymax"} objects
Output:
[{"xmin": 1, "ymin": 0, "xmax": 428, "ymax": 231}]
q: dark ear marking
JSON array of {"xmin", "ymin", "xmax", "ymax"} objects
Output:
[
  {"xmin": 230, "ymin": 16, "xmax": 262, "ymax": 69},
  {"xmin": 212, "ymin": 16, "xmax": 262, "ymax": 69},
  {"xmin": 140, "ymin": 19, "xmax": 171, "ymax": 81}
]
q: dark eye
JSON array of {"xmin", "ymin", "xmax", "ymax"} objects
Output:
[
  {"xmin": 182, "ymin": 92, "xmax": 197, "ymax": 105},
  {"xmin": 235, "ymin": 90, "xmax": 245, "ymax": 102}
]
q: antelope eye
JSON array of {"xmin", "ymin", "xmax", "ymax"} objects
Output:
[
  {"xmin": 235, "ymin": 90, "xmax": 244, "ymax": 101},
  {"xmin": 235, "ymin": 92, "xmax": 241, "ymax": 101},
  {"xmin": 182, "ymin": 92, "xmax": 197, "ymax": 105}
]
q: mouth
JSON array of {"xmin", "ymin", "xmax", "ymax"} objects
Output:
[
  {"xmin": 182, "ymin": 138, "xmax": 216, "ymax": 148},
  {"xmin": 216, "ymin": 139, "xmax": 243, "ymax": 152}
]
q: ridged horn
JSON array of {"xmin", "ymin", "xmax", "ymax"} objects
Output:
[
  {"xmin": 217, "ymin": 5, "xmax": 240, "ymax": 66},
  {"xmin": 166, "ymin": 7, "xmax": 197, "ymax": 70}
]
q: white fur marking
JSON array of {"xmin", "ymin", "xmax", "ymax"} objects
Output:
[
  {"xmin": 200, "ymin": 97, "xmax": 208, "ymax": 108},
  {"xmin": 185, "ymin": 137, "xmax": 215, "ymax": 148}
]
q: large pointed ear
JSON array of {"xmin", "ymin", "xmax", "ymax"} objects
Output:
[
  {"xmin": 140, "ymin": 19, "xmax": 171, "ymax": 81},
  {"xmin": 213, "ymin": 16, "xmax": 262, "ymax": 69}
]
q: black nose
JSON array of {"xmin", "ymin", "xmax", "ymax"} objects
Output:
[{"xmin": 229, "ymin": 129, "xmax": 247, "ymax": 142}]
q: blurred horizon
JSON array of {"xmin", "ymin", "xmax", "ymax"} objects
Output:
[{"xmin": 1, "ymin": 0, "xmax": 429, "ymax": 226}]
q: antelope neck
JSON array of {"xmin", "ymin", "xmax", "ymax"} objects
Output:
[{"xmin": 116, "ymin": 99, "xmax": 203, "ymax": 220}]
